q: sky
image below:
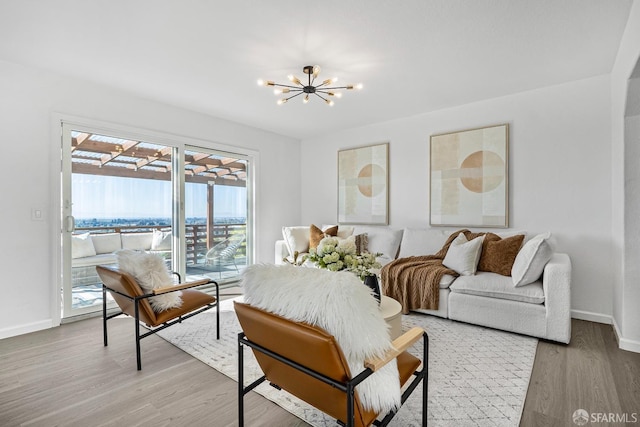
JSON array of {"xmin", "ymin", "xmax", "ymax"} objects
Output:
[{"xmin": 72, "ymin": 174, "xmax": 247, "ymax": 219}]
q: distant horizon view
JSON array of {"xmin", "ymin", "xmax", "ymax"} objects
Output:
[
  {"xmin": 72, "ymin": 174, "xmax": 247, "ymax": 220},
  {"xmin": 74, "ymin": 216, "xmax": 246, "ymax": 227}
]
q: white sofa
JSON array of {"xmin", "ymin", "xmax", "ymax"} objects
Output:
[
  {"xmin": 72, "ymin": 230, "xmax": 171, "ymax": 286},
  {"xmin": 275, "ymin": 226, "xmax": 571, "ymax": 343},
  {"xmin": 275, "ymin": 225, "xmax": 404, "ymax": 267}
]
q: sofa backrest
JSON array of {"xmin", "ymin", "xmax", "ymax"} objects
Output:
[
  {"xmin": 91, "ymin": 233, "xmax": 123, "ymax": 255},
  {"xmin": 121, "ymin": 232, "xmax": 153, "ymax": 251},
  {"xmin": 352, "ymin": 226, "xmax": 404, "ymax": 260}
]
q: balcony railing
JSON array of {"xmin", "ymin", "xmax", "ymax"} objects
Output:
[{"xmin": 74, "ymin": 223, "xmax": 247, "ymax": 265}]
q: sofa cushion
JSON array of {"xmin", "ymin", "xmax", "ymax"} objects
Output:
[
  {"xmin": 151, "ymin": 229, "xmax": 172, "ymax": 251},
  {"xmin": 442, "ymin": 233, "xmax": 484, "ymax": 276},
  {"xmin": 72, "ymin": 233, "xmax": 96, "ymax": 259},
  {"xmin": 440, "ymin": 274, "xmax": 456, "ymax": 288},
  {"xmin": 121, "ymin": 232, "xmax": 153, "ymax": 251},
  {"xmin": 450, "ymin": 271, "xmax": 545, "ymax": 304},
  {"xmin": 91, "ymin": 233, "xmax": 122, "ymax": 254},
  {"xmin": 398, "ymin": 228, "xmax": 450, "ymax": 258},
  {"xmin": 512, "ymin": 232, "xmax": 554, "ymax": 287},
  {"xmin": 477, "ymin": 233, "xmax": 525, "ymax": 276},
  {"xmin": 309, "ymin": 224, "xmax": 338, "ymax": 249}
]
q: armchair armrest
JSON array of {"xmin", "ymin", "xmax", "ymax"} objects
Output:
[
  {"xmin": 275, "ymin": 240, "xmax": 290, "ymax": 264},
  {"xmin": 364, "ymin": 327, "xmax": 425, "ymax": 372},
  {"xmin": 153, "ymin": 278, "xmax": 214, "ymax": 295}
]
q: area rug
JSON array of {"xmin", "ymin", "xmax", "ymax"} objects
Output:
[{"xmin": 157, "ymin": 297, "xmax": 537, "ymax": 426}]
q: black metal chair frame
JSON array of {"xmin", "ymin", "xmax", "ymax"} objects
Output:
[
  {"xmin": 238, "ymin": 330, "xmax": 428, "ymax": 427},
  {"xmin": 102, "ymin": 272, "xmax": 220, "ymax": 370}
]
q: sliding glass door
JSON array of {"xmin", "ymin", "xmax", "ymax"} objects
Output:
[
  {"xmin": 61, "ymin": 124, "xmax": 252, "ymax": 319},
  {"xmin": 183, "ymin": 147, "xmax": 249, "ymax": 283}
]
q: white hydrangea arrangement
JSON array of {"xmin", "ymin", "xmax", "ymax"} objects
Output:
[{"xmin": 307, "ymin": 236, "xmax": 381, "ymax": 280}]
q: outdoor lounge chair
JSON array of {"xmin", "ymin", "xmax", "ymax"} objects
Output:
[
  {"xmin": 97, "ymin": 265, "xmax": 219, "ymax": 370},
  {"xmin": 235, "ymin": 301, "xmax": 428, "ymax": 427},
  {"xmin": 205, "ymin": 233, "xmax": 245, "ymax": 278}
]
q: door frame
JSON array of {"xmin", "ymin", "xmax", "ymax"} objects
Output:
[{"xmin": 51, "ymin": 114, "xmax": 257, "ymax": 323}]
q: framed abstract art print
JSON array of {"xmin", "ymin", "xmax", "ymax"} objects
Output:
[
  {"xmin": 430, "ymin": 124, "xmax": 509, "ymax": 228},
  {"xmin": 338, "ymin": 142, "xmax": 389, "ymax": 225}
]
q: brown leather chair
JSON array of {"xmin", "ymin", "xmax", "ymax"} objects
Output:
[
  {"xmin": 235, "ymin": 302, "xmax": 428, "ymax": 427},
  {"xmin": 97, "ymin": 265, "xmax": 219, "ymax": 370}
]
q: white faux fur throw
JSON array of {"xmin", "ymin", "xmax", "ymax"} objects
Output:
[
  {"xmin": 116, "ymin": 250, "xmax": 182, "ymax": 312},
  {"xmin": 241, "ymin": 263, "xmax": 401, "ymax": 413}
]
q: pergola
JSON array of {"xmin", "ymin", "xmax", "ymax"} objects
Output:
[{"xmin": 70, "ymin": 131, "xmax": 247, "ymax": 248}]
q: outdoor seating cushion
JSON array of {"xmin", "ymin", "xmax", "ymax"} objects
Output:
[
  {"xmin": 91, "ymin": 233, "xmax": 122, "ymax": 254},
  {"xmin": 72, "ymin": 253, "xmax": 117, "ymax": 268}
]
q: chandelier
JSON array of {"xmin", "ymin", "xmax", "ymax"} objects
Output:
[{"xmin": 258, "ymin": 65, "xmax": 362, "ymax": 106}]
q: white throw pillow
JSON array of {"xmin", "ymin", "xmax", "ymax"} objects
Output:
[
  {"xmin": 282, "ymin": 226, "xmax": 311, "ymax": 256},
  {"xmin": 121, "ymin": 232, "xmax": 153, "ymax": 250},
  {"xmin": 512, "ymin": 232, "xmax": 554, "ymax": 287},
  {"xmin": 151, "ymin": 229, "xmax": 172, "ymax": 250},
  {"xmin": 71, "ymin": 233, "xmax": 97, "ymax": 259},
  {"xmin": 91, "ymin": 233, "xmax": 122, "ymax": 254},
  {"xmin": 442, "ymin": 233, "xmax": 484, "ymax": 276},
  {"xmin": 116, "ymin": 250, "xmax": 182, "ymax": 312}
]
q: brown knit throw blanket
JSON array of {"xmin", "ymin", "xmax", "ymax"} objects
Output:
[{"xmin": 381, "ymin": 229, "xmax": 485, "ymax": 314}]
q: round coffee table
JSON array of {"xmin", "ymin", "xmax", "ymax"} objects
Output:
[{"xmin": 380, "ymin": 295, "xmax": 402, "ymax": 339}]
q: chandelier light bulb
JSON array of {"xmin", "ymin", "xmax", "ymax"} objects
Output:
[
  {"xmin": 312, "ymin": 65, "xmax": 321, "ymax": 77},
  {"xmin": 326, "ymin": 99, "xmax": 334, "ymax": 106},
  {"xmin": 274, "ymin": 88, "xmax": 290, "ymax": 95},
  {"xmin": 303, "ymin": 94, "xmax": 310, "ymax": 104},
  {"xmin": 277, "ymin": 98, "xmax": 288, "ymax": 105},
  {"xmin": 288, "ymin": 75, "xmax": 301, "ymax": 85}
]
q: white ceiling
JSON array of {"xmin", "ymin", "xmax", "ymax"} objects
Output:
[{"xmin": 0, "ymin": 0, "xmax": 633, "ymax": 140}]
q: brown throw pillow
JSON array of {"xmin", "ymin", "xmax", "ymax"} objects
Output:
[
  {"xmin": 354, "ymin": 233, "xmax": 369, "ymax": 255},
  {"xmin": 309, "ymin": 224, "xmax": 338, "ymax": 249},
  {"xmin": 477, "ymin": 233, "xmax": 525, "ymax": 276}
]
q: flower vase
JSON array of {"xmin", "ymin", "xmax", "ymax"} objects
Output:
[{"xmin": 363, "ymin": 274, "xmax": 381, "ymax": 304}]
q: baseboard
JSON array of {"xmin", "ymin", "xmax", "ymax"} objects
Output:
[
  {"xmin": 571, "ymin": 309, "xmax": 612, "ymax": 324},
  {"xmin": 612, "ymin": 316, "xmax": 640, "ymax": 353},
  {"xmin": 0, "ymin": 319, "xmax": 54, "ymax": 340}
]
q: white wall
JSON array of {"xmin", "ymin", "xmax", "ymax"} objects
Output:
[
  {"xmin": 0, "ymin": 60, "xmax": 301, "ymax": 339},
  {"xmin": 611, "ymin": 0, "xmax": 640, "ymax": 351},
  {"xmin": 300, "ymin": 75, "xmax": 613, "ymax": 320}
]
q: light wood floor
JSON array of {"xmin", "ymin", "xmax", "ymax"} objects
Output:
[{"xmin": 1, "ymin": 300, "xmax": 639, "ymax": 426}]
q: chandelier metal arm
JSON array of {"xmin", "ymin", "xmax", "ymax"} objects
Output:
[
  {"xmin": 272, "ymin": 83, "xmax": 304, "ymax": 90},
  {"xmin": 284, "ymin": 91, "xmax": 304, "ymax": 102},
  {"xmin": 313, "ymin": 92, "xmax": 330, "ymax": 102}
]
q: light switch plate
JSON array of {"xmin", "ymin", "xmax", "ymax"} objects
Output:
[{"xmin": 31, "ymin": 208, "xmax": 44, "ymax": 221}]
